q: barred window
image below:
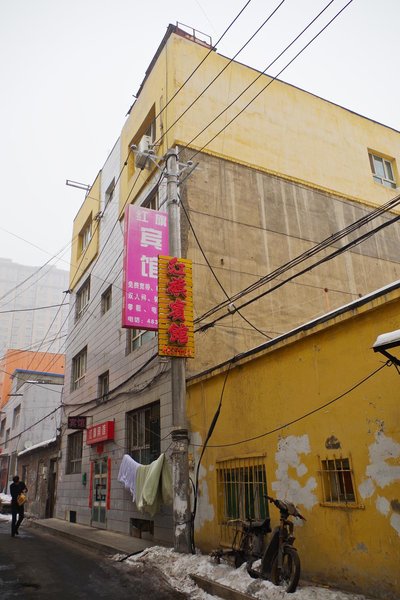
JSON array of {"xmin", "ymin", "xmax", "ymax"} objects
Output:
[
  {"xmin": 66, "ymin": 431, "xmax": 83, "ymax": 474},
  {"xmin": 319, "ymin": 455, "xmax": 356, "ymax": 504},
  {"xmin": 216, "ymin": 456, "xmax": 268, "ymax": 545}
]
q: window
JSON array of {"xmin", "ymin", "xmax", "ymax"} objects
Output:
[
  {"xmin": 71, "ymin": 346, "xmax": 87, "ymax": 391},
  {"xmin": 98, "ymin": 371, "xmax": 109, "ymax": 403},
  {"xmin": 217, "ymin": 456, "xmax": 268, "ymax": 545},
  {"xmin": 319, "ymin": 455, "xmax": 356, "ymax": 505},
  {"xmin": 0, "ymin": 418, "xmax": 5, "ymax": 440},
  {"xmin": 369, "ymin": 152, "xmax": 396, "ymax": 189},
  {"xmin": 75, "ymin": 277, "xmax": 90, "ymax": 321},
  {"xmin": 12, "ymin": 405, "xmax": 21, "ymax": 429},
  {"xmin": 127, "ymin": 329, "xmax": 156, "ymax": 354},
  {"xmin": 101, "ymin": 285, "xmax": 112, "ymax": 315},
  {"xmin": 142, "ymin": 188, "xmax": 160, "ymax": 211},
  {"xmin": 66, "ymin": 431, "xmax": 83, "ymax": 474},
  {"xmin": 104, "ymin": 178, "xmax": 115, "ymax": 207},
  {"xmin": 5, "ymin": 428, "xmax": 10, "ymax": 449},
  {"xmin": 127, "ymin": 107, "xmax": 156, "ymax": 178},
  {"xmin": 78, "ymin": 217, "xmax": 92, "ymax": 255},
  {"xmin": 127, "ymin": 402, "xmax": 160, "ymax": 465}
]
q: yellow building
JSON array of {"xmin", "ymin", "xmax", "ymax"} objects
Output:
[
  {"xmin": 61, "ymin": 24, "xmax": 400, "ymax": 550},
  {"xmin": 187, "ymin": 280, "xmax": 400, "ymax": 599}
]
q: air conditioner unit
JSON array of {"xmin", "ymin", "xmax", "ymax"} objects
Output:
[{"xmin": 135, "ymin": 135, "xmax": 152, "ymax": 169}]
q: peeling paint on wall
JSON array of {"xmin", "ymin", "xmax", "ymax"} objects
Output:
[
  {"xmin": 190, "ymin": 432, "xmax": 215, "ymax": 528},
  {"xmin": 271, "ymin": 434, "xmax": 318, "ymax": 510},
  {"xmin": 359, "ymin": 431, "xmax": 400, "ymax": 536}
]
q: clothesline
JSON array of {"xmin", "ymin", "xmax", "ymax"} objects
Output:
[{"xmin": 117, "ymin": 453, "xmax": 172, "ymax": 517}]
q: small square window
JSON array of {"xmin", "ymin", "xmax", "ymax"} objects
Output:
[
  {"xmin": 101, "ymin": 286, "xmax": 112, "ymax": 315},
  {"xmin": 319, "ymin": 455, "xmax": 357, "ymax": 505},
  {"xmin": 369, "ymin": 152, "xmax": 396, "ymax": 189}
]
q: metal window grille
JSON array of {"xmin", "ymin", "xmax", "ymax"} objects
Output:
[
  {"xmin": 216, "ymin": 455, "xmax": 268, "ymax": 546},
  {"xmin": 319, "ymin": 455, "xmax": 356, "ymax": 504}
]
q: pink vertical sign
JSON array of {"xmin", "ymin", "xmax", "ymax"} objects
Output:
[{"xmin": 122, "ymin": 205, "xmax": 169, "ymax": 330}]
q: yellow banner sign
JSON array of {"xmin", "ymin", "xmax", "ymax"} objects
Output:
[{"xmin": 158, "ymin": 256, "xmax": 194, "ymax": 358}]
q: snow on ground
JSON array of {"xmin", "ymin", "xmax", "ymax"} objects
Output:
[
  {"xmin": 0, "ymin": 514, "xmax": 11, "ymax": 522},
  {"xmin": 0, "ymin": 493, "xmax": 11, "ymax": 504},
  {"xmin": 117, "ymin": 546, "xmax": 372, "ymax": 600}
]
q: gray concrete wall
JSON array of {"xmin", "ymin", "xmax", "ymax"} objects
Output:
[{"xmin": 180, "ymin": 150, "xmax": 400, "ymax": 372}]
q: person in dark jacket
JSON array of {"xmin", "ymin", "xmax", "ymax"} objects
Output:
[{"xmin": 10, "ymin": 475, "xmax": 27, "ymax": 537}]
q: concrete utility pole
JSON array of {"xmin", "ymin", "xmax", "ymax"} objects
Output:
[{"xmin": 165, "ymin": 147, "xmax": 191, "ymax": 553}]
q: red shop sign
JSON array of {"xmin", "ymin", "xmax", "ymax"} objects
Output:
[{"xmin": 86, "ymin": 421, "xmax": 115, "ymax": 445}]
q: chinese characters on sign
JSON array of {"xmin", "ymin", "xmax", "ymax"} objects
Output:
[
  {"xmin": 158, "ymin": 255, "xmax": 194, "ymax": 358},
  {"xmin": 86, "ymin": 421, "xmax": 115, "ymax": 445},
  {"xmin": 67, "ymin": 416, "xmax": 87, "ymax": 430},
  {"xmin": 122, "ymin": 206, "xmax": 169, "ymax": 330}
]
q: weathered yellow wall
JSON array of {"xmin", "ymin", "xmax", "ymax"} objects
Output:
[
  {"xmin": 69, "ymin": 172, "xmax": 101, "ymax": 289},
  {"xmin": 187, "ymin": 287, "xmax": 400, "ymax": 599},
  {"xmin": 119, "ymin": 31, "xmax": 400, "ymax": 216}
]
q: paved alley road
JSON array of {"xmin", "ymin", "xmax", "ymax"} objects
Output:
[{"xmin": 0, "ymin": 520, "xmax": 187, "ymax": 599}]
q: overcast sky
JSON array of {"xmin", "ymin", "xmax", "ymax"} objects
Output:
[{"xmin": 1, "ymin": 0, "xmax": 398, "ymax": 269}]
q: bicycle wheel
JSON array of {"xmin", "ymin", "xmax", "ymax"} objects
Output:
[{"xmin": 270, "ymin": 547, "xmax": 300, "ymax": 593}]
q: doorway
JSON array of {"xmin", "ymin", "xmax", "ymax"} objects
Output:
[
  {"xmin": 46, "ymin": 458, "xmax": 57, "ymax": 518},
  {"xmin": 91, "ymin": 457, "xmax": 108, "ymax": 528}
]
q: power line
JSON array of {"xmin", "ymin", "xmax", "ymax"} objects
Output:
[
  {"xmin": 0, "ymin": 303, "xmax": 66, "ymax": 315},
  {"xmin": 153, "ymin": 0, "xmax": 288, "ymax": 148},
  {"xmin": 179, "ymin": 194, "xmax": 271, "ymax": 339},
  {"xmin": 195, "ymin": 192, "xmax": 400, "ymax": 326},
  {"xmin": 148, "ymin": 1, "xmax": 254, "ymax": 141},
  {"xmin": 184, "ymin": 0, "xmax": 352, "ymax": 162},
  {"xmin": 197, "ymin": 211, "xmax": 400, "ymax": 333},
  {"xmin": 192, "ymin": 361, "xmax": 390, "ymax": 449}
]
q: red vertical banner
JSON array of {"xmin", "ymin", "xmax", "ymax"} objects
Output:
[
  {"xmin": 158, "ymin": 256, "xmax": 194, "ymax": 358},
  {"xmin": 107, "ymin": 458, "xmax": 111, "ymax": 510},
  {"xmin": 88, "ymin": 461, "xmax": 94, "ymax": 508}
]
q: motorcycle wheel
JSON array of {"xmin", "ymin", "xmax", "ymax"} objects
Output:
[{"xmin": 270, "ymin": 547, "xmax": 300, "ymax": 593}]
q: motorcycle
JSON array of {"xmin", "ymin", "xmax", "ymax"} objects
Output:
[{"xmin": 247, "ymin": 495, "xmax": 306, "ymax": 593}]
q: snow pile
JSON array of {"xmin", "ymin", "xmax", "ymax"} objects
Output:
[
  {"xmin": 0, "ymin": 514, "xmax": 11, "ymax": 522},
  {"xmin": 123, "ymin": 546, "xmax": 371, "ymax": 600},
  {"xmin": 0, "ymin": 493, "xmax": 11, "ymax": 504}
]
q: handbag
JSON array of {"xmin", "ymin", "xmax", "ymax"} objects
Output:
[{"xmin": 17, "ymin": 493, "xmax": 27, "ymax": 506}]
